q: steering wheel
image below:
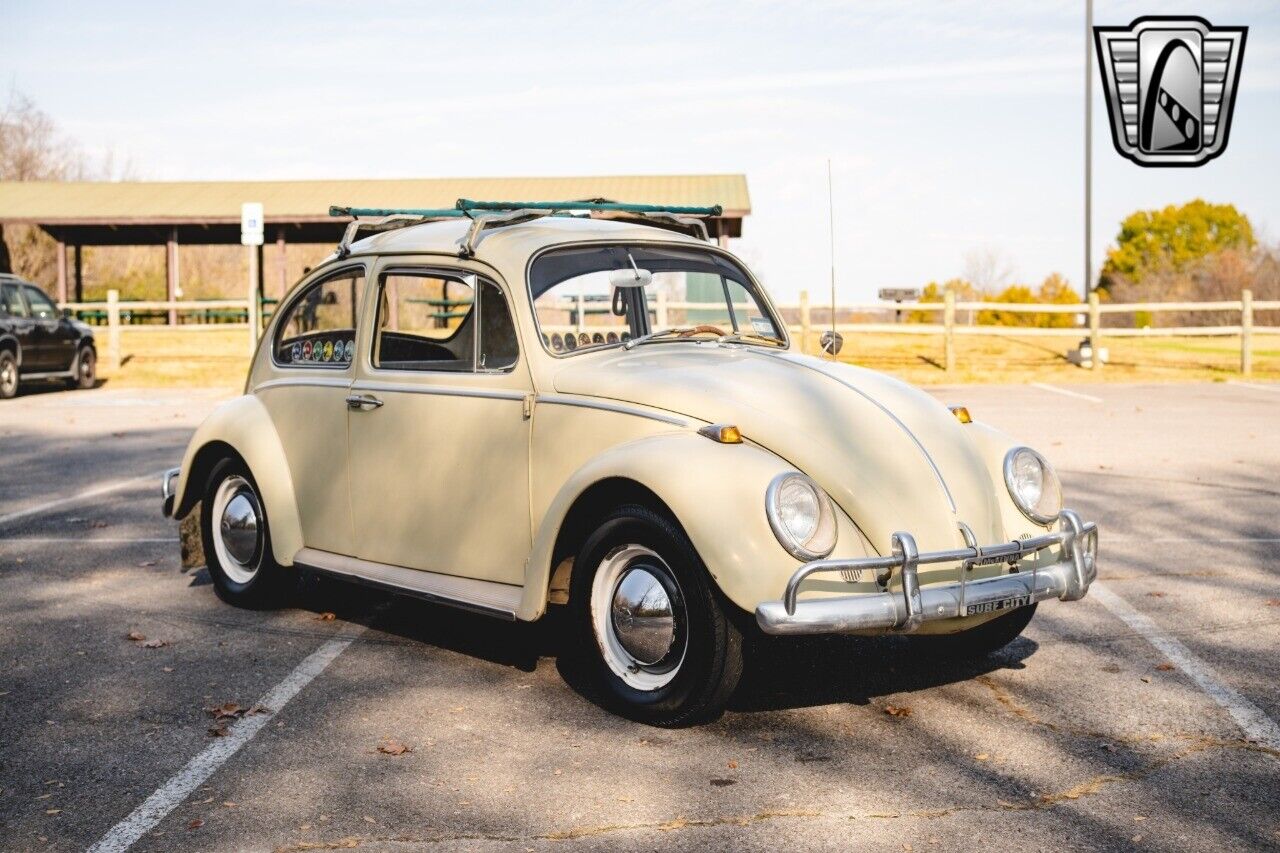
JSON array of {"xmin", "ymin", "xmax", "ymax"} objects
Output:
[{"xmin": 677, "ymin": 324, "xmax": 728, "ymax": 338}]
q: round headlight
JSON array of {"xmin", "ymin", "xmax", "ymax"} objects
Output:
[
  {"xmin": 766, "ymin": 473, "xmax": 838, "ymax": 560},
  {"xmin": 1003, "ymin": 447, "xmax": 1062, "ymax": 525}
]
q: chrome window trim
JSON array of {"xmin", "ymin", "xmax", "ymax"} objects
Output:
[
  {"xmin": 269, "ymin": 263, "xmax": 368, "ymax": 372},
  {"xmin": 367, "ymin": 265, "xmax": 521, "ymax": 376},
  {"xmin": 765, "ymin": 352, "xmax": 959, "ymax": 514},
  {"xmin": 536, "ymin": 394, "xmax": 688, "ymax": 426},
  {"xmin": 523, "ymin": 239, "xmax": 791, "ymax": 360}
]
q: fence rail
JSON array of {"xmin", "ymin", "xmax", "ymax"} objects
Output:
[{"xmin": 62, "ymin": 288, "xmax": 1273, "ymax": 377}]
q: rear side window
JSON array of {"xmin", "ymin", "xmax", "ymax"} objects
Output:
[
  {"xmin": 274, "ymin": 269, "xmax": 365, "ymax": 368},
  {"xmin": 23, "ymin": 286, "xmax": 57, "ymax": 320},
  {"xmin": 1, "ymin": 284, "xmax": 26, "ymax": 317}
]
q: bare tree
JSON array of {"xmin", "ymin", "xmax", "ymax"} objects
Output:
[{"xmin": 960, "ymin": 248, "xmax": 1017, "ymax": 324}]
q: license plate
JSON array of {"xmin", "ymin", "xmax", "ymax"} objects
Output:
[{"xmin": 966, "ymin": 594, "xmax": 1031, "ymax": 616}]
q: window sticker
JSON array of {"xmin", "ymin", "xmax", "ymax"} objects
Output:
[{"xmin": 302, "ymin": 340, "xmax": 313, "ymax": 360}]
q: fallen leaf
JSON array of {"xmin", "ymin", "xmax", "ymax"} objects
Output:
[
  {"xmin": 376, "ymin": 739, "xmax": 412, "ymax": 756},
  {"xmin": 1140, "ymin": 676, "xmax": 1151, "ymax": 683},
  {"xmin": 188, "ymin": 819, "xmax": 203, "ymax": 830},
  {"xmin": 315, "ymin": 612, "xmax": 336, "ymax": 621},
  {"xmin": 974, "ymin": 753, "xmax": 990, "ymax": 761},
  {"xmin": 137, "ymin": 560, "xmax": 157, "ymax": 568},
  {"xmin": 46, "ymin": 808, "xmax": 61, "ymax": 815},
  {"xmin": 163, "ymin": 667, "xmax": 174, "ymax": 673},
  {"xmin": 1155, "ymin": 663, "xmax": 1175, "ymax": 672},
  {"xmin": 1132, "ymin": 834, "xmax": 1143, "ymax": 843},
  {"xmin": 709, "ymin": 778, "xmax": 737, "ymax": 787},
  {"xmin": 363, "ymin": 816, "xmax": 376, "ymax": 824},
  {"xmin": 208, "ymin": 726, "xmax": 229, "ymax": 737},
  {"xmin": 223, "ymin": 802, "xmax": 237, "ymax": 808},
  {"xmin": 1265, "ymin": 599, "xmax": 1280, "ymax": 607},
  {"xmin": 884, "ymin": 705, "xmax": 912, "ymax": 717},
  {"xmin": 1101, "ymin": 664, "xmax": 1121, "ymax": 673},
  {"xmin": 126, "ymin": 631, "xmax": 147, "ymax": 642},
  {"xmin": 206, "ymin": 702, "xmax": 245, "ymax": 720},
  {"xmin": 141, "ymin": 639, "xmax": 168, "ymax": 649},
  {"xmin": 1134, "ymin": 816, "xmax": 1147, "ymax": 821},
  {"xmin": 727, "ymin": 760, "xmax": 738, "ymax": 769},
  {"xmin": 1147, "ymin": 591, "xmax": 1166, "ymax": 598}
]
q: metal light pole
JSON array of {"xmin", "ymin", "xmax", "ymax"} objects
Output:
[{"xmin": 1084, "ymin": 0, "xmax": 1093, "ymax": 298}]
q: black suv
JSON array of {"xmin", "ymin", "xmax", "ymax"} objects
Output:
[{"xmin": 0, "ymin": 274, "xmax": 97, "ymax": 399}]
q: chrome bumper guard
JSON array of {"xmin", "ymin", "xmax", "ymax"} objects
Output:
[
  {"xmin": 161, "ymin": 467, "xmax": 180, "ymax": 518},
  {"xmin": 755, "ymin": 509, "xmax": 1098, "ymax": 635}
]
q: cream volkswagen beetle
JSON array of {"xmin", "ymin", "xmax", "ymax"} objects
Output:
[{"xmin": 162, "ymin": 200, "xmax": 1098, "ymax": 726}]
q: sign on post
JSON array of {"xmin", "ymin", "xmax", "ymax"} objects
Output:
[
  {"xmin": 878, "ymin": 288, "xmax": 921, "ymax": 302},
  {"xmin": 241, "ymin": 203, "xmax": 264, "ymax": 355}
]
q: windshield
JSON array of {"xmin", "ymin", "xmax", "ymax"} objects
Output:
[{"xmin": 528, "ymin": 244, "xmax": 785, "ymax": 355}]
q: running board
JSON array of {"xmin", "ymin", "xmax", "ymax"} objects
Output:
[{"xmin": 293, "ymin": 547, "xmax": 521, "ymax": 621}]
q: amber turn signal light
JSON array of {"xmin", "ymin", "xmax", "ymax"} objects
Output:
[
  {"xmin": 949, "ymin": 406, "xmax": 972, "ymax": 424},
  {"xmin": 697, "ymin": 424, "xmax": 743, "ymax": 444}
]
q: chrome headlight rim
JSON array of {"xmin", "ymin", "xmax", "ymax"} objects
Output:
[
  {"xmin": 765, "ymin": 472, "xmax": 838, "ymax": 561},
  {"xmin": 1002, "ymin": 446, "xmax": 1062, "ymax": 526}
]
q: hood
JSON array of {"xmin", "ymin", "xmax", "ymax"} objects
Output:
[{"xmin": 552, "ymin": 345, "xmax": 1004, "ymax": 556}]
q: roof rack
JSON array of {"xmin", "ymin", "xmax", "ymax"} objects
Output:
[{"xmin": 328, "ymin": 199, "xmax": 723, "ymax": 259}]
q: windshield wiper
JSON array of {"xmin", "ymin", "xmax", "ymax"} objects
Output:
[
  {"xmin": 623, "ymin": 327, "xmax": 695, "ymax": 350},
  {"xmin": 717, "ymin": 332, "xmax": 785, "ymax": 348}
]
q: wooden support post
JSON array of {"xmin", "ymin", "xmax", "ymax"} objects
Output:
[
  {"xmin": 1088, "ymin": 291, "xmax": 1102, "ymax": 372},
  {"xmin": 944, "ymin": 288, "xmax": 956, "ymax": 374},
  {"xmin": 73, "ymin": 245, "xmax": 83, "ymax": 302},
  {"xmin": 1241, "ymin": 289, "xmax": 1253, "ymax": 376},
  {"xmin": 165, "ymin": 228, "xmax": 179, "ymax": 325},
  {"xmin": 106, "ymin": 289, "xmax": 121, "ymax": 371},
  {"xmin": 799, "ymin": 290, "xmax": 811, "ymax": 354},
  {"xmin": 655, "ymin": 291, "xmax": 668, "ymax": 329},
  {"xmin": 276, "ymin": 229, "xmax": 287, "ymax": 298},
  {"xmin": 256, "ymin": 243, "xmax": 265, "ymax": 327},
  {"xmin": 55, "ymin": 240, "xmax": 68, "ymax": 304},
  {"xmin": 247, "ymin": 246, "xmax": 260, "ymax": 357}
]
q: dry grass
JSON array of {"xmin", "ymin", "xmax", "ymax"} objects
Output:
[{"xmin": 94, "ymin": 327, "xmax": 1280, "ymax": 389}]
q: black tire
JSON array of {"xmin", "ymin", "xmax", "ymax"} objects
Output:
[
  {"xmin": 0, "ymin": 350, "xmax": 16, "ymax": 399},
  {"xmin": 201, "ymin": 457, "xmax": 290, "ymax": 608},
  {"xmin": 916, "ymin": 603, "xmax": 1037, "ymax": 658},
  {"xmin": 68, "ymin": 346, "xmax": 96, "ymax": 390},
  {"xmin": 568, "ymin": 504, "xmax": 743, "ymax": 727}
]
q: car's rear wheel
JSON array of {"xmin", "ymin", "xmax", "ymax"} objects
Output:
[
  {"xmin": 0, "ymin": 351, "xmax": 17, "ymax": 399},
  {"xmin": 68, "ymin": 346, "xmax": 95, "ymax": 390},
  {"xmin": 569, "ymin": 504, "xmax": 743, "ymax": 726},
  {"xmin": 201, "ymin": 457, "xmax": 289, "ymax": 608},
  {"xmin": 917, "ymin": 602, "xmax": 1037, "ymax": 658}
]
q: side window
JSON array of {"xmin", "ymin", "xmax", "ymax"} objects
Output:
[
  {"xmin": 375, "ymin": 272, "xmax": 475, "ymax": 371},
  {"xmin": 479, "ymin": 280, "xmax": 519, "ymax": 372},
  {"xmin": 274, "ymin": 269, "xmax": 365, "ymax": 367},
  {"xmin": 1, "ymin": 285, "xmax": 26, "ymax": 318},
  {"xmin": 23, "ymin": 286, "xmax": 57, "ymax": 320}
]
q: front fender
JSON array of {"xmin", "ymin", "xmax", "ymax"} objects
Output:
[
  {"xmin": 173, "ymin": 395, "xmax": 303, "ymax": 566},
  {"xmin": 519, "ymin": 432, "xmax": 872, "ymax": 620}
]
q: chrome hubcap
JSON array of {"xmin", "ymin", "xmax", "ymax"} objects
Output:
[
  {"xmin": 591, "ymin": 544, "xmax": 687, "ymax": 691},
  {"xmin": 610, "ymin": 568, "xmax": 675, "ymax": 665},
  {"xmin": 1, "ymin": 363, "xmax": 14, "ymax": 392},
  {"xmin": 211, "ymin": 475, "xmax": 262, "ymax": 583}
]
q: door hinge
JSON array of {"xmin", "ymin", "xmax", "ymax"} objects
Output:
[{"xmin": 522, "ymin": 393, "xmax": 535, "ymax": 420}]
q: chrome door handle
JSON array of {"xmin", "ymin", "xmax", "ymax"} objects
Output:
[{"xmin": 345, "ymin": 393, "xmax": 383, "ymax": 410}]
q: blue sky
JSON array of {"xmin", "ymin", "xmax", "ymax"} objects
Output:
[{"xmin": 2, "ymin": 0, "xmax": 1277, "ymax": 301}]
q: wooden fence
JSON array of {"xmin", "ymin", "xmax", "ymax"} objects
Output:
[{"xmin": 63, "ymin": 288, "xmax": 1279, "ymax": 377}]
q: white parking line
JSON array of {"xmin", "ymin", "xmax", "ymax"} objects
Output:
[
  {"xmin": 1091, "ymin": 582, "xmax": 1280, "ymax": 750},
  {"xmin": 1108, "ymin": 536, "xmax": 1280, "ymax": 544},
  {"xmin": 1231, "ymin": 381, "xmax": 1280, "ymax": 395},
  {"xmin": 1030, "ymin": 382, "xmax": 1103, "ymax": 404},
  {"xmin": 0, "ymin": 472, "xmax": 168, "ymax": 528},
  {"xmin": 87, "ymin": 622, "xmax": 367, "ymax": 853}
]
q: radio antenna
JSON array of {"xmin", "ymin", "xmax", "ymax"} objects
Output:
[{"xmin": 827, "ymin": 159, "xmax": 837, "ymax": 359}]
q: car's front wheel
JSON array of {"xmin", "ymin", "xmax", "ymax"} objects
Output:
[
  {"xmin": 201, "ymin": 457, "xmax": 289, "ymax": 608},
  {"xmin": 569, "ymin": 505, "xmax": 743, "ymax": 726},
  {"xmin": 67, "ymin": 346, "xmax": 96, "ymax": 390},
  {"xmin": 0, "ymin": 350, "xmax": 17, "ymax": 399}
]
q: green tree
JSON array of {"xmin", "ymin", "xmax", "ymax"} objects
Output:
[{"xmin": 1100, "ymin": 200, "xmax": 1254, "ymax": 290}]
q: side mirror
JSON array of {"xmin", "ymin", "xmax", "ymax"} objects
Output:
[
  {"xmin": 820, "ymin": 330, "xmax": 844, "ymax": 356},
  {"xmin": 61, "ymin": 307, "xmax": 73, "ymax": 319},
  {"xmin": 608, "ymin": 267, "xmax": 653, "ymax": 289}
]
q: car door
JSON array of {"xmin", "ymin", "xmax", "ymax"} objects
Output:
[
  {"xmin": 347, "ymin": 262, "xmax": 532, "ymax": 585},
  {"xmin": 21, "ymin": 285, "xmax": 69, "ymax": 371},
  {"xmin": 254, "ymin": 265, "xmax": 366, "ymax": 558},
  {"xmin": 1, "ymin": 284, "xmax": 36, "ymax": 369}
]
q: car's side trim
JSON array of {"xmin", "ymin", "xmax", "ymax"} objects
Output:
[
  {"xmin": 350, "ymin": 380, "xmax": 527, "ymax": 402},
  {"xmin": 17, "ymin": 369, "xmax": 75, "ymax": 380},
  {"xmin": 253, "ymin": 377, "xmax": 353, "ymax": 392},
  {"xmin": 294, "ymin": 547, "xmax": 522, "ymax": 620},
  {"xmin": 536, "ymin": 394, "xmax": 689, "ymax": 426},
  {"xmin": 765, "ymin": 352, "xmax": 958, "ymax": 513}
]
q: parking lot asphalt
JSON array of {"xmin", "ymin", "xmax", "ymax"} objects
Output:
[{"xmin": 1, "ymin": 379, "xmax": 1278, "ymax": 852}]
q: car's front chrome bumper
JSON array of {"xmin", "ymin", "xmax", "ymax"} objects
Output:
[
  {"xmin": 161, "ymin": 467, "xmax": 180, "ymax": 518},
  {"xmin": 755, "ymin": 509, "xmax": 1098, "ymax": 635}
]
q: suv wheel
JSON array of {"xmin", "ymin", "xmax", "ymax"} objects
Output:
[
  {"xmin": 68, "ymin": 346, "xmax": 96, "ymax": 390},
  {"xmin": 201, "ymin": 457, "xmax": 289, "ymax": 608},
  {"xmin": 0, "ymin": 351, "xmax": 16, "ymax": 399},
  {"xmin": 569, "ymin": 504, "xmax": 743, "ymax": 726}
]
